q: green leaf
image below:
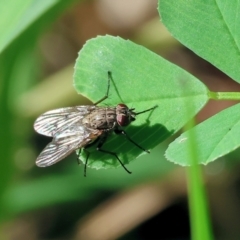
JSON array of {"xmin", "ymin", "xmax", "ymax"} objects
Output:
[
  {"xmin": 73, "ymin": 35, "xmax": 209, "ymax": 170},
  {"xmin": 0, "ymin": 0, "xmax": 62, "ymax": 53},
  {"xmin": 166, "ymin": 103, "xmax": 240, "ymax": 165},
  {"xmin": 158, "ymin": 0, "xmax": 240, "ymax": 83}
]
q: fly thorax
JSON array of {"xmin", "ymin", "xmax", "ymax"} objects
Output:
[{"xmin": 82, "ymin": 108, "xmax": 116, "ymax": 129}]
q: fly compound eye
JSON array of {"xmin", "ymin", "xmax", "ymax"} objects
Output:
[{"xmin": 117, "ymin": 113, "xmax": 131, "ymax": 126}]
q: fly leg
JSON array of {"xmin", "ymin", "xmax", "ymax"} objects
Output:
[
  {"xmin": 93, "ymin": 71, "xmax": 111, "ymax": 105},
  {"xmin": 96, "ymin": 132, "xmax": 132, "ymax": 174},
  {"xmin": 76, "ymin": 149, "xmax": 82, "ymax": 165},
  {"xmin": 82, "ymin": 138, "xmax": 101, "ymax": 177},
  {"xmin": 114, "ymin": 128, "xmax": 150, "ymax": 153},
  {"xmin": 76, "ymin": 148, "xmax": 89, "ymax": 177},
  {"xmin": 83, "ymin": 150, "xmax": 90, "ymax": 177}
]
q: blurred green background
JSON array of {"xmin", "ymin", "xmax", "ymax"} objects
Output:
[{"xmin": 1, "ymin": 0, "xmax": 240, "ymax": 239}]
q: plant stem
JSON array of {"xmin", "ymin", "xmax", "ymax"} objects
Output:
[
  {"xmin": 185, "ymin": 118, "xmax": 214, "ymax": 240},
  {"xmin": 209, "ymin": 91, "xmax": 240, "ymax": 100}
]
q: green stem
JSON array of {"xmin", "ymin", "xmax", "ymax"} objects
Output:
[
  {"xmin": 187, "ymin": 164, "xmax": 213, "ymax": 240},
  {"xmin": 209, "ymin": 91, "xmax": 240, "ymax": 100},
  {"xmin": 185, "ymin": 117, "xmax": 214, "ymax": 240}
]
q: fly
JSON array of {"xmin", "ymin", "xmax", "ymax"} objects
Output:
[{"xmin": 34, "ymin": 71, "xmax": 156, "ymax": 176}]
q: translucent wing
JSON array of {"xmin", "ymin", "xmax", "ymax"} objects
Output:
[
  {"xmin": 34, "ymin": 106, "xmax": 96, "ymax": 137},
  {"xmin": 36, "ymin": 125, "xmax": 102, "ymax": 167}
]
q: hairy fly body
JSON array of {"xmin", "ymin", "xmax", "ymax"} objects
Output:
[{"xmin": 34, "ymin": 71, "xmax": 156, "ymax": 175}]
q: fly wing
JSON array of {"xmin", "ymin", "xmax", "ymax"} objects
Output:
[
  {"xmin": 36, "ymin": 125, "xmax": 102, "ymax": 167},
  {"xmin": 34, "ymin": 106, "xmax": 96, "ymax": 137}
]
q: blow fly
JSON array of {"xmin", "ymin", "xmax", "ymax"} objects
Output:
[{"xmin": 34, "ymin": 71, "xmax": 156, "ymax": 175}]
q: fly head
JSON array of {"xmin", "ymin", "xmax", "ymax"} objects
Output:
[
  {"xmin": 116, "ymin": 103, "xmax": 157, "ymax": 127},
  {"xmin": 116, "ymin": 104, "xmax": 136, "ymax": 127}
]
